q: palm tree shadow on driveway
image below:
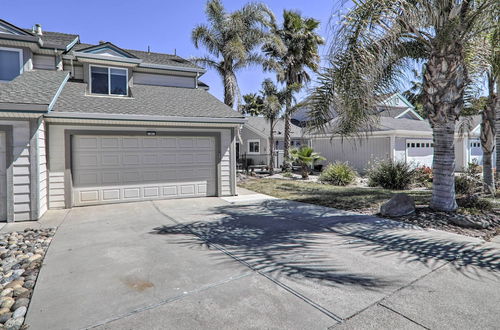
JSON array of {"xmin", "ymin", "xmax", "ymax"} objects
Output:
[{"xmin": 151, "ymin": 199, "xmax": 499, "ymax": 289}]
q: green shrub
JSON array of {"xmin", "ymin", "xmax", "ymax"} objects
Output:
[
  {"xmin": 456, "ymin": 195, "xmax": 493, "ymax": 211},
  {"xmin": 319, "ymin": 162, "xmax": 357, "ymax": 186},
  {"xmin": 455, "ymin": 164, "xmax": 481, "ymax": 196},
  {"xmin": 455, "ymin": 175, "xmax": 476, "ymax": 195},
  {"xmin": 282, "ymin": 171, "xmax": 293, "ymax": 178},
  {"xmin": 367, "ymin": 160, "xmax": 416, "ymax": 190}
]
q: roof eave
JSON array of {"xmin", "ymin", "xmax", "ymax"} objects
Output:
[
  {"xmin": 0, "ymin": 103, "xmax": 48, "ymax": 112},
  {"xmin": 44, "ymin": 111, "xmax": 246, "ymax": 124},
  {"xmin": 139, "ymin": 62, "xmax": 206, "ymax": 74}
]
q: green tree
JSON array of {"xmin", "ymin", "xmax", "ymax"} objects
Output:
[
  {"xmin": 289, "ymin": 146, "xmax": 325, "ymax": 179},
  {"xmin": 309, "ymin": 0, "xmax": 499, "ymax": 211},
  {"xmin": 192, "ymin": 0, "xmax": 275, "ymax": 109},
  {"xmin": 263, "ymin": 10, "xmax": 324, "ymax": 171}
]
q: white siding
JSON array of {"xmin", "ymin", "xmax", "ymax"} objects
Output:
[
  {"xmin": 47, "ymin": 124, "xmax": 235, "ymax": 209},
  {"xmin": 37, "ymin": 120, "xmax": 48, "ymax": 216},
  {"xmin": 33, "ymin": 55, "xmax": 55, "ymax": 70},
  {"xmin": 133, "ymin": 72, "xmax": 195, "ymax": 88},
  {"xmin": 312, "ymin": 136, "xmax": 391, "ymax": 172},
  {"xmin": 0, "ymin": 120, "xmax": 31, "ymax": 221},
  {"xmin": 73, "ymin": 66, "xmax": 84, "ymax": 80}
]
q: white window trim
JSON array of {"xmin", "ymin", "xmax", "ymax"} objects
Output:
[
  {"xmin": 0, "ymin": 46, "xmax": 23, "ymax": 82},
  {"xmin": 89, "ymin": 64, "xmax": 129, "ymax": 96},
  {"xmin": 247, "ymin": 139, "xmax": 261, "ymax": 155}
]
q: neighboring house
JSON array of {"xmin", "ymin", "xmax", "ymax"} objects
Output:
[
  {"xmin": 238, "ymin": 116, "xmax": 309, "ymax": 169},
  {"xmin": 0, "ymin": 19, "xmax": 244, "ymax": 222},
  {"xmin": 295, "ymin": 93, "xmax": 486, "ymax": 172}
]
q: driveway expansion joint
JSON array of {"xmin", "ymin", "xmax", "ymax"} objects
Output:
[
  {"xmin": 150, "ymin": 201, "xmax": 345, "ymax": 324},
  {"xmin": 84, "ymin": 272, "xmax": 253, "ymax": 330},
  {"xmin": 378, "ymin": 303, "xmax": 430, "ymax": 329}
]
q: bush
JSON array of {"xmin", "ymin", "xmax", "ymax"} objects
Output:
[
  {"xmin": 414, "ymin": 166, "xmax": 433, "ymax": 186},
  {"xmin": 455, "ymin": 175, "xmax": 476, "ymax": 195},
  {"xmin": 319, "ymin": 162, "xmax": 357, "ymax": 186},
  {"xmin": 455, "ymin": 163, "xmax": 481, "ymax": 196},
  {"xmin": 457, "ymin": 195, "xmax": 493, "ymax": 211},
  {"xmin": 367, "ymin": 160, "xmax": 417, "ymax": 190}
]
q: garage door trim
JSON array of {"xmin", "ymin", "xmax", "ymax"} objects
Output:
[
  {"xmin": 64, "ymin": 129, "xmax": 221, "ymax": 208},
  {"xmin": 0, "ymin": 125, "xmax": 13, "ymax": 222}
]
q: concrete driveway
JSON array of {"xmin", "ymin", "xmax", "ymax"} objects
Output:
[{"xmin": 23, "ymin": 190, "xmax": 499, "ymax": 330}]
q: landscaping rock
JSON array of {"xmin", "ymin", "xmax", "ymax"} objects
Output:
[
  {"xmin": 0, "ymin": 312, "xmax": 12, "ymax": 324},
  {"xmin": 380, "ymin": 193, "xmax": 415, "ymax": 217},
  {"xmin": 12, "ymin": 306, "xmax": 26, "ymax": 319},
  {"xmin": 4, "ymin": 316, "xmax": 24, "ymax": 330},
  {"xmin": 0, "ymin": 229, "xmax": 54, "ymax": 327},
  {"xmin": 12, "ymin": 298, "xmax": 29, "ymax": 311}
]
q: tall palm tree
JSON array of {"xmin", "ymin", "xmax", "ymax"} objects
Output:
[
  {"xmin": 241, "ymin": 79, "xmax": 285, "ymax": 174},
  {"xmin": 192, "ymin": 0, "xmax": 275, "ymax": 109},
  {"xmin": 478, "ymin": 27, "xmax": 500, "ymax": 195},
  {"xmin": 263, "ymin": 10, "xmax": 324, "ymax": 171},
  {"xmin": 309, "ymin": 0, "xmax": 499, "ymax": 212}
]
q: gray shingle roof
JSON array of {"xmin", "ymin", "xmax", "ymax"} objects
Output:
[
  {"xmin": 0, "ymin": 70, "xmax": 68, "ymax": 106},
  {"xmin": 20, "ymin": 29, "xmax": 79, "ymax": 49},
  {"xmin": 51, "ymin": 81, "xmax": 244, "ymax": 119},
  {"xmin": 72, "ymin": 43, "xmax": 201, "ymax": 70},
  {"xmin": 245, "ymin": 116, "xmax": 304, "ymax": 138}
]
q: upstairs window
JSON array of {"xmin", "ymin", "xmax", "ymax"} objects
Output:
[
  {"xmin": 0, "ymin": 47, "xmax": 22, "ymax": 81},
  {"xmin": 90, "ymin": 65, "xmax": 128, "ymax": 96}
]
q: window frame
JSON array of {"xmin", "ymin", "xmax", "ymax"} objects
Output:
[
  {"xmin": 0, "ymin": 46, "xmax": 23, "ymax": 82},
  {"xmin": 89, "ymin": 64, "xmax": 129, "ymax": 96},
  {"xmin": 247, "ymin": 139, "xmax": 261, "ymax": 155}
]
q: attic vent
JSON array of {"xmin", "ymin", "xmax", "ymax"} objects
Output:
[{"xmin": 99, "ymin": 40, "xmax": 106, "ymax": 44}]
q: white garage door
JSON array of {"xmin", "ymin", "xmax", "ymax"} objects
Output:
[
  {"xmin": 72, "ymin": 135, "xmax": 217, "ymax": 206},
  {"xmin": 406, "ymin": 139, "xmax": 433, "ymax": 167},
  {"xmin": 0, "ymin": 132, "xmax": 6, "ymax": 221}
]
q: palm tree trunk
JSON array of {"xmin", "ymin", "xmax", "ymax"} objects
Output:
[
  {"xmin": 301, "ymin": 163, "xmax": 309, "ymax": 179},
  {"xmin": 424, "ymin": 45, "xmax": 466, "ymax": 212},
  {"xmin": 431, "ymin": 122, "xmax": 458, "ymax": 211},
  {"xmin": 496, "ymin": 80, "xmax": 500, "ymax": 182},
  {"xmin": 481, "ymin": 74, "xmax": 496, "ymax": 195},
  {"xmin": 282, "ymin": 95, "xmax": 292, "ymax": 172},
  {"xmin": 269, "ymin": 119, "xmax": 275, "ymax": 175},
  {"xmin": 223, "ymin": 71, "xmax": 235, "ymax": 109}
]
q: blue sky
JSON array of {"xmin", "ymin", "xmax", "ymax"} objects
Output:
[{"xmin": 1, "ymin": 0, "xmax": 344, "ymax": 104}]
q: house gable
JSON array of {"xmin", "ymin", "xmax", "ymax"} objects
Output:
[
  {"xmin": 0, "ymin": 20, "xmax": 31, "ymax": 36},
  {"xmin": 77, "ymin": 42, "xmax": 138, "ymax": 59}
]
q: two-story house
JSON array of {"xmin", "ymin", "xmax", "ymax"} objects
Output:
[{"xmin": 0, "ymin": 19, "xmax": 244, "ymax": 222}]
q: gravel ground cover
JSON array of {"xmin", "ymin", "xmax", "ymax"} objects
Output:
[{"xmin": 0, "ymin": 228, "xmax": 55, "ymax": 330}]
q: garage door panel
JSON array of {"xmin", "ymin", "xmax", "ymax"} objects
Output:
[
  {"xmin": 406, "ymin": 139, "xmax": 433, "ymax": 167},
  {"xmin": 72, "ymin": 135, "xmax": 216, "ymax": 206}
]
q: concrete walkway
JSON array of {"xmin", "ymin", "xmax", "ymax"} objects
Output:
[{"xmin": 18, "ymin": 191, "xmax": 500, "ymax": 329}]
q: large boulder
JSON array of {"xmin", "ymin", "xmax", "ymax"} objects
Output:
[{"xmin": 380, "ymin": 193, "xmax": 415, "ymax": 217}]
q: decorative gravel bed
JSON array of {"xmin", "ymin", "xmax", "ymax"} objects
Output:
[
  {"xmin": 384, "ymin": 208, "xmax": 500, "ymax": 240},
  {"xmin": 0, "ymin": 228, "xmax": 55, "ymax": 330}
]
